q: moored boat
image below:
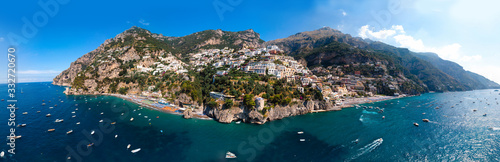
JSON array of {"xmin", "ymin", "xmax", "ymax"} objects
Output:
[
  {"xmin": 225, "ymin": 151, "xmax": 236, "ymax": 158},
  {"xmin": 48, "ymin": 129, "xmax": 55, "ymax": 132},
  {"xmin": 131, "ymin": 148, "xmax": 141, "ymax": 153}
]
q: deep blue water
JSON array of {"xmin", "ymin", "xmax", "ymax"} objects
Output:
[{"xmin": 0, "ymin": 82, "xmax": 499, "ymax": 161}]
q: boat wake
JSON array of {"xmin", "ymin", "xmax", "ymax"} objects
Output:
[
  {"xmin": 362, "ymin": 110, "xmax": 378, "ymax": 115},
  {"xmin": 347, "ymin": 138, "xmax": 383, "ymax": 161}
]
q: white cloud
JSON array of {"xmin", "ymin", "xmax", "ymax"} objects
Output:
[
  {"xmin": 358, "ymin": 25, "xmax": 482, "ymax": 62},
  {"xmin": 138, "ymin": 19, "xmax": 150, "ymax": 26},
  {"xmin": 18, "ymin": 70, "xmax": 61, "ymax": 75},
  {"xmin": 358, "ymin": 25, "xmax": 398, "ymax": 40}
]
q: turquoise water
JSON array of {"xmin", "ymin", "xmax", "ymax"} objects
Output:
[{"xmin": 0, "ymin": 82, "xmax": 499, "ymax": 161}]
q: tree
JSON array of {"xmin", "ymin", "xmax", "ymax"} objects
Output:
[
  {"xmin": 243, "ymin": 94, "xmax": 255, "ymax": 108},
  {"xmin": 224, "ymin": 99, "xmax": 233, "ymax": 108}
]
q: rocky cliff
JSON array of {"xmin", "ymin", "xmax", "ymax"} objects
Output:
[{"xmin": 204, "ymin": 100, "xmax": 339, "ymax": 124}]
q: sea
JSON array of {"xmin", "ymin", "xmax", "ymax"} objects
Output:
[{"xmin": 0, "ymin": 82, "xmax": 499, "ymax": 161}]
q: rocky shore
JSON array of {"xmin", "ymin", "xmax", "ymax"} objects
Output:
[{"xmin": 63, "ymin": 86, "xmax": 399, "ymax": 124}]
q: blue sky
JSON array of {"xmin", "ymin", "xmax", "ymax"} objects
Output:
[{"xmin": 1, "ymin": 0, "xmax": 499, "ymax": 84}]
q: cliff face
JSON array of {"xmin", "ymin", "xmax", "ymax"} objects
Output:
[
  {"xmin": 53, "ymin": 26, "xmax": 263, "ymax": 91},
  {"xmin": 204, "ymin": 100, "xmax": 339, "ymax": 124}
]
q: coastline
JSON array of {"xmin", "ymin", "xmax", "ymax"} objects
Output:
[{"xmin": 64, "ymin": 89, "xmax": 406, "ymax": 123}]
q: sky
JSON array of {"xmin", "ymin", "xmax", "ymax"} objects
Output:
[{"xmin": 1, "ymin": 0, "xmax": 499, "ymax": 84}]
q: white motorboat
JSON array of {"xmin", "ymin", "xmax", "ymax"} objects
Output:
[
  {"xmin": 67, "ymin": 130, "xmax": 73, "ymax": 134},
  {"xmin": 130, "ymin": 118, "xmax": 134, "ymax": 122},
  {"xmin": 225, "ymin": 151, "xmax": 236, "ymax": 158},
  {"xmin": 127, "ymin": 144, "xmax": 131, "ymax": 149},
  {"xmin": 297, "ymin": 131, "xmax": 304, "ymax": 134},
  {"xmin": 131, "ymin": 148, "xmax": 141, "ymax": 153},
  {"xmin": 91, "ymin": 130, "xmax": 95, "ymax": 135}
]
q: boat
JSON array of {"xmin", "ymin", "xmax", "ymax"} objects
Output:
[
  {"xmin": 8, "ymin": 135, "xmax": 22, "ymax": 139},
  {"xmin": 48, "ymin": 129, "xmax": 55, "ymax": 132},
  {"xmin": 71, "ymin": 111, "xmax": 75, "ymax": 114},
  {"xmin": 37, "ymin": 111, "xmax": 40, "ymax": 113},
  {"xmin": 130, "ymin": 118, "xmax": 134, "ymax": 122},
  {"xmin": 235, "ymin": 121, "xmax": 241, "ymax": 124},
  {"xmin": 422, "ymin": 119, "xmax": 430, "ymax": 122},
  {"xmin": 413, "ymin": 123, "xmax": 419, "ymax": 127},
  {"xmin": 87, "ymin": 143, "xmax": 94, "ymax": 147},
  {"xmin": 55, "ymin": 119, "xmax": 64, "ymax": 122},
  {"xmin": 115, "ymin": 135, "xmax": 118, "ymax": 138},
  {"xmin": 382, "ymin": 116, "xmax": 385, "ymax": 119},
  {"xmin": 473, "ymin": 109, "xmax": 477, "ymax": 112},
  {"xmin": 67, "ymin": 130, "xmax": 73, "ymax": 134},
  {"xmin": 76, "ymin": 122, "xmax": 80, "ymax": 125},
  {"xmin": 138, "ymin": 113, "xmax": 141, "ymax": 116},
  {"xmin": 42, "ymin": 103, "xmax": 46, "ymax": 106},
  {"xmin": 54, "ymin": 104, "xmax": 57, "ymax": 107},
  {"xmin": 46, "ymin": 114, "xmax": 51, "ymax": 117},
  {"xmin": 72, "ymin": 115, "xmax": 76, "ymax": 118},
  {"xmin": 22, "ymin": 112, "xmax": 28, "ymax": 115},
  {"xmin": 121, "ymin": 113, "xmax": 124, "ymax": 116},
  {"xmin": 100, "ymin": 112, "xmax": 104, "ymax": 115},
  {"xmin": 18, "ymin": 124, "xmax": 26, "ymax": 127},
  {"xmin": 299, "ymin": 139, "xmax": 306, "ymax": 142},
  {"xmin": 99, "ymin": 120, "xmax": 103, "ymax": 123},
  {"xmin": 483, "ymin": 114, "xmax": 487, "ymax": 116},
  {"xmin": 127, "ymin": 144, "xmax": 131, "ymax": 149},
  {"xmin": 1, "ymin": 151, "xmax": 4, "ymax": 158},
  {"xmin": 225, "ymin": 151, "xmax": 237, "ymax": 159},
  {"xmin": 75, "ymin": 108, "xmax": 78, "ymax": 110},
  {"xmin": 111, "ymin": 122, "xmax": 116, "ymax": 125},
  {"xmin": 297, "ymin": 131, "xmax": 304, "ymax": 134},
  {"xmin": 131, "ymin": 148, "xmax": 141, "ymax": 153},
  {"xmin": 91, "ymin": 130, "xmax": 95, "ymax": 135},
  {"xmin": 376, "ymin": 138, "xmax": 383, "ymax": 142}
]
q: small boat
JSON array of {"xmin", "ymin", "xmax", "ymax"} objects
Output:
[
  {"xmin": 75, "ymin": 108, "xmax": 78, "ymax": 111},
  {"xmin": 42, "ymin": 103, "xmax": 46, "ymax": 106},
  {"xmin": 99, "ymin": 120, "xmax": 103, "ymax": 123},
  {"xmin": 413, "ymin": 123, "xmax": 419, "ymax": 127},
  {"xmin": 235, "ymin": 121, "xmax": 241, "ymax": 124},
  {"xmin": 87, "ymin": 143, "xmax": 94, "ymax": 147},
  {"xmin": 0, "ymin": 151, "xmax": 4, "ymax": 158},
  {"xmin": 382, "ymin": 116, "xmax": 385, "ymax": 119},
  {"xmin": 55, "ymin": 119, "xmax": 64, "ymax": 122},
  {"xmin": 18, "ymin": 124, "xmax": 27, "ymax": 127},
  {"xmin": 67, "ymin": 130, "xmax": 73, "ymax": 134},
  {"xmin": 111, "ymin": 122, "xmax": 116, "ymax": 125},
  {"xmin": 483, "ymin": 114, "xmax": 487, "ymax": 116},
  {"xmin": 473, "ymin": 109, "xmax": 477, "ymax": 112},
  {"xmin": 54, "ymin": 104, "xmax": 57, "ymax": 107},
  {"xmin": 422, "ymin": 119, "xmax": 430, "ymax": 122},
  {"xmin": 100, "ymin": 112, "xmax": 104, "ymax": 115},
  {"xmin": 115, "ymin": 135, "xmax": 118, "ymax": 138},
  {"xmin": 376, "ymin": 138, "xmax": 383, "ymax": 142},
  {"xmin": 422, "ymin": 113, "xmax": 426, "ymax": 115},
  {"xmin": 48, "ymin": 129, "xmax": 55, "ymax": 132},
  {"xmin": 8, "ymin": 135, "xmax": 22, "ymax": 139},
  {"xmin": 130, "ymin": 118, "xmax": 134, "ymax": 122},
  {"xmin": 22, "ymin": 112, "xmax": 28, "ymax": 115},
  {"xmin": 91, "ymin": 130, "xmax": 95, "ymax": 135},
  {"xmin": 46, "ymin": 114, "xmax": 51, "ymax": 117},
  {"xmin": 127, "ymin": 144, "xmax": 131, "ymax": 149},
  {"xmin": 225, "ymin": 151, "xmax": 236, "ymax": 159},
  {"xmin": 144, "ymin": 116, "xmax": 148, "ymax": 118},
  {"xmin": 71, "ymin": 111, "xmax": 75, "ymax": 114},
  {"xmin": 299, "ymin": 139, "xmax": 305, "ymax": 142},
  {"xmin": 138, "ymin": 113, "xmax": 141, "ymax": 116},
  {"xmin": 76, "ymin": 122, "xmax": 80, "ymax": 125},
  {"xmin": 131, "ymin": 148, "xmax": 141, "ymax": 153},
  {"xmin": 156, "ymin": 116, "xmax": 159, "ymax": 118},
  {"xmin": 297, "ymin": 131, "xmax": 304, "ymax": 134},
  {"xmin": 72, "ymin": 115, "xmax": 76, "ymax": 118},
  {"xmin": 88, "ymin": 108, "xmax": 91, "ymax": 110},
  {"xmin": 37, "ymin": 111, "xmax": 40, "ymax": 113},
  {"xmin": 121, "ymin": 113, "xmax": 124, "ymax": 116}
]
